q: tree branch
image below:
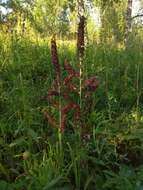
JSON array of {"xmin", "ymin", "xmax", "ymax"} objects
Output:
[{"xmin": 132, "ymin": 14, "xmax": 143, "ymax": 20}]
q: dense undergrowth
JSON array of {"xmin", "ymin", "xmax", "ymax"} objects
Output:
[{"xmin": 0, "ymin": 33, "xmax": 143, "ymax": 190}]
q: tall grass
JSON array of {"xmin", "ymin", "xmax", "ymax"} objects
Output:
[{"xmin": 0, "ymin": 31, "xmax": 143, "ymax": 189}]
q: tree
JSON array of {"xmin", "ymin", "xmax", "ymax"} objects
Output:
[
  {"xmin": 96, "ymin": 0, "xmax": 125, "ymax": 43},
  {"xmin": 0, "ymin": 0, "xmax": 34, "ymax": 34},
  {"xmin": 125, "ymin": 0, "xmax": 133, "ymax": 43},
  {"xmin": 30, "ymin": 0, "xmax": 71, "ymax": 37}
]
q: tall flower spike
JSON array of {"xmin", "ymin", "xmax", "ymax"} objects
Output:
[
  {"xmin": 83, "ymin": 76, "xmax": 99, "ymax": 114},
  {"xmin": 84, "ymin": 76, "xmax": 99, "ymax": 91},
  {"xmin": 44, "ymin": 111, "xmax": 58, "ymax": 128},
  {"xmin": 77, "ymin": 15, "xmax": 85, "ymax": 58},
  {"xmin": 51, "ymin": 36, "xmax": 61, "ymax": 86},
  {"xmin": 64, "ymin": 59, "xmax": 79, "ymax": 77}
]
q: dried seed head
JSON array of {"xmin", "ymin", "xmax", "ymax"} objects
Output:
[
  {"xmin": 48, "ymin": 90, "xmax": 60, "ymax": 97},
  {"xmin": 61, "ymin": 114, "xmax": 66, "ymax": 133},
  {"xmin": 64, "ymin": 59, "xmax": 79, "ymax": 77},
  {"xmin": 51, "ymin": 37, "xmax": 61, "ymax": 85},
  {"xmin": 60, "ymin": 103, "xmax": 80, "ymax": 132},
  {"xmin": 44, "ymin": 111, "xmax": 58, "ymax": 128},
  {"xmin": 63, "ymin": 74, "xmax": 74, "ymax": 85},
  {"xmin": 83, "ymin": 77, "xmax": 99, "ymax": 113},
  {"xmin": 77, "ymin": 16, "xmax": 85, "ymax": 58},
  {"xmin": 60, "ymin": 103, "xmax": 73, "ymax": 132},
  {"xmin": 84, "ymin": 76, "xmax": 99, "ymax": 91}
]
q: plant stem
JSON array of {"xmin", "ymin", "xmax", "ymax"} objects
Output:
[
  {"xmin": 79, "ymin": 57, "xmax": 83, "ymax": 109},
  {"xmin": 136, "ymin": 61, "xmax": 140, "ymax": 124}
]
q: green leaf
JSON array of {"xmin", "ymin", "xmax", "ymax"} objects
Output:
[
  {"xmin": 9, "ymin": 137, "xmax": 26, "ymax": 147},
  {"xmin": 0, "ymin": 180, "xmax": 8, "ymax": 190},
  {"xmin": 27, "ymin": 128, "xmax": 38, "ymax": 141},
  {"xmin": 84, "ymin": 176, "xmax": 93, "ymax": 190},
  {"xmin": 43, "ymin": 176, "xmax": 62, "ymax": 190}
]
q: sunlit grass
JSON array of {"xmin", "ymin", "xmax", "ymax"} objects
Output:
[{"xmin": 0, "ymin": 32, "xmax": 143, "ymax": 189}]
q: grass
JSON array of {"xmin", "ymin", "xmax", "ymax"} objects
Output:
[{"xmin": 0, "ymin": 32, "xmax": 143, "ymax": 190}]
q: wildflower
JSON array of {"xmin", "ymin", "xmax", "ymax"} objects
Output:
[
  {"xmin": 77, "ymin": 16, "xmax": 85, "ymax": 58},
  {"xmin": 51, "ymin": 36, "xmax": 61, "ymax": 86},
  {"xmin": 84, "ymin": 76, "xmax": 99, "ymax": 91}
]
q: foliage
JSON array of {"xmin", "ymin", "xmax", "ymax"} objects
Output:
[{"xmin": 0, "ymin": 0, "xmax": 143, "ymax": 189}]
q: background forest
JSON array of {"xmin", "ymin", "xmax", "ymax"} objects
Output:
[{"xmin": 0, "ymin": 0, "xmax": 143, "ymax": 189}]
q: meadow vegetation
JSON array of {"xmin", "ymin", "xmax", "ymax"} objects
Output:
[{"xmin": 0, "ymin": 0, "xmax": 143, "ymax": 189}]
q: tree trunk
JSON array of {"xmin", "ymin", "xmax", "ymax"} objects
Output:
[{"xmin": 125, "ymin": 0, "xmax": 133, "ymax": 44}]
